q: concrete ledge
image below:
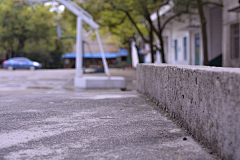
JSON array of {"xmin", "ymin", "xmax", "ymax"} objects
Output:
[
  {"xmin": 74, "ymin": 76, "xmax": 126, "ymax": 89},
  {"xmin": 137, "ymin": 64, "xmax": 240, "ymax": 160}
]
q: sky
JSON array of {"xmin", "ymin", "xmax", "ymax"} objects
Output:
[{"xmin": 44, "ymin": 1, "xmax": 65, "ymax": 13}]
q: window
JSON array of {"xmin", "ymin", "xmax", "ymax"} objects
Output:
[
  {"xmin": 15, "ymin": 59, "xmax": 27, "ymax": 63},
  {"xmin": 183, "ymin": 37, "xmax": 187, "ymax": 60},
  {"xmin": 121, "ymin": 57, "xmax": 127, "ymax": 61},
  {"xmin": 230, "ymin": 23, "xmax": 239, "ymax": 59},
  {"xmin": 174, "ymin": 40, "xmax": 178, "ymax": 61}
]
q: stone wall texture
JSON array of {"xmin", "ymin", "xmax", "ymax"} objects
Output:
[{"xmin": 137, "ymin": 64, "xmax": 240, "ymax": 160}]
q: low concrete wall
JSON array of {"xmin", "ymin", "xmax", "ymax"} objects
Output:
[{"xmin": 137, "ymin": 64, "xmax": 240, "ymax": 160}]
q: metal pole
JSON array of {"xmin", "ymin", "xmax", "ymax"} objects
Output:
[
  {"xmin": 95, "ymin": 30, "xmax": 110, "ymax": 77},
  {"xmin": 76, "ymin": 16, "xmax": 83, "ymax": 77}
]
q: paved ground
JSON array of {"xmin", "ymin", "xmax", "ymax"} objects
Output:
[
  {"xmin": 0, "ymin": 69, "xmax": 217, "ymax": 159},
  {"xmin": 0, "ymin": 68, "xmax": 136, "ymax": 94}
]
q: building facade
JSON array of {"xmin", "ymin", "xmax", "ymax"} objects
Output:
[
  {"xmin": 65, "ymin": 30, "xmax": 131, "ymax": 69},
  {"xmin": 152, "ymin": 1, "xmax": 223, "ymax": 67},
  {"xmin": 161, "ymin": 17, "xmax": 201, "ymax": 65},
  {"xmin": 222, "ymin": 0, "xmax": 240, "ymax": 67}
]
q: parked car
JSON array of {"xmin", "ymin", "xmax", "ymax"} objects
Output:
[{"xmin": 3, "ymin": 57, "xmax": 42, "ymax": 70}]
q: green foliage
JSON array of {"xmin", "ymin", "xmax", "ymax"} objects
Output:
[
  {"xmin": 78, "ymin": 0, "xmax": 149, "ymax": 48},
  {"xmin": 80, "ymin": 0, "xmax": 190, "ymax": 63},
  {"xmin": 0, "ymin": 0, "xmax": 74, "ymax": 68}
]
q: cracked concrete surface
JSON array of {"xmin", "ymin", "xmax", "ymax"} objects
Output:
[{"xmin": 0, "ymin": 69, "xmax": 217, "ymax": 159}]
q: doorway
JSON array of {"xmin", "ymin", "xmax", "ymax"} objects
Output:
[{"xmin": 195, "ymin": 34, "xmax": 200, "ymax": 65}]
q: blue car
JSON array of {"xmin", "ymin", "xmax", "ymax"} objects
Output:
[{"xmin": 3, "ymin": 57, "xmax": 42, "ymax": 70}]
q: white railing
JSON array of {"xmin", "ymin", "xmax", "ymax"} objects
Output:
[{"xmin": 22, "ymin": 0, "xmax": 110, "ymax": 77}]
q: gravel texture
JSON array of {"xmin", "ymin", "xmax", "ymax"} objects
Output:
[{"xmin": 0, "ymin": 68, "xmax": 217, "ymax": 159}]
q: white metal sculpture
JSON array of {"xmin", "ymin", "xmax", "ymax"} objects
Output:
[{"xmin": 24, "ymin": 0, "xmax": 110, "ymax": 77}]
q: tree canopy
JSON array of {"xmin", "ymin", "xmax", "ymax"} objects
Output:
[
  {"xmin": 0, "ymin": 0, "xmax": 74, "ymax": 68},
  {"xmin": 0, "ymin": 0, "xmax": 223, "ymax": 67},
  {"xmin": 79, "ymin": 0, "xmax": 191, "ymax": 63},
  {"xmin": 80, "ymin": 0, "xmax": 223, "ymax": 64}
]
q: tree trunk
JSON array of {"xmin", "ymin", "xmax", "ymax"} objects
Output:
[
  {"xmin": 197, "ymin": 0, "xmax": 209, "ymax": 66},
  {"xmin": 19, "ymin": 38, "xmax": 26, "ymax": 57},
  {"xmin": 155, "ymin": 7, "xmax": 166, "ymax": 64},
  {"xmin": 134, "ymin": 44, "xmax": 142, "ymax": 63},
  {"xmin": 6, "ymin": 51, "xmax": 9, "ymax": 59},
  {"xmin": 159, "ymin": 31, "xmax": 166, "ymax": 63},
  {"xmin": 150, "ymin": 24, "xmax": 155, "ymax": 63},
  {"xmin": 128, "ymin": 43, "xmax": 132, "ymax": 67},
  {"xmin": 11, "ymin": 51, "xmax": 14, "ymax": 58}
]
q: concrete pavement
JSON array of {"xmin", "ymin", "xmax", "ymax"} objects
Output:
[
  {"xmin": 0, "ymin": 69, "xmax": 217, "ymax": 159},
  {"xmin": 0, "ymin": 68, "xmax": 136, "ymax": 94}
]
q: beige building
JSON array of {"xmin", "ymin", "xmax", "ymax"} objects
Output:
[
  {"xmin": 63, "ymin": 30, "xmax": 129, "ymax": 69},
  {"xmin": 72, "ymin": 30, "xmax": 119, "ymax": 54}
]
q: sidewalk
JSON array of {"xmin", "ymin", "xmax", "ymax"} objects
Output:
[{"xmin": 0, "ymin": 69, "xmax": 217, "ymax": 159}]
